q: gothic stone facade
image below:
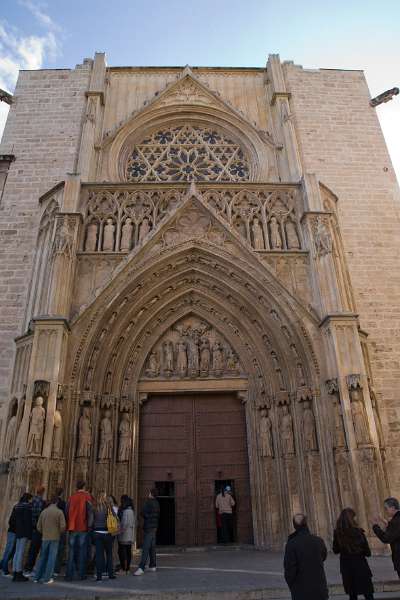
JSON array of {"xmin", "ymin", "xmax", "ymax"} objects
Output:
[{"xmin": 0, "ymin": 53, "xmax": 399, "ymax": 548}]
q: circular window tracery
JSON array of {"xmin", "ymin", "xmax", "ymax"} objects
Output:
[{"xmin": 125, "ymin": 124, "xmax": 251, "ymax": 183}]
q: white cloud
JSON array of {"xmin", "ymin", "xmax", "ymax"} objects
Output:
[{"xmin": 19, "ymin": 0, "xmax": 61, "ymax": 32}]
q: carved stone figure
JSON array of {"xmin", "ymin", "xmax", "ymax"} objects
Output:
[
  {"xmin": 85, "ymin": 222, "xmax": 98, "ymax": 251},
  {"xmin": 200, "ymin": 338, "xmax": 211, "ymax": 374},
  {"xmin": 285, "ymin": 219, "xmax": 300, "ymax": 249},
  {"xmin": 27, "ymin": 396, "xmax": 46, "ymax": 455},
  {"xmin": 98, "ymin": 410, "xmax": 113, "ymax": 460},
  {"xmin": 52, "ymin": 404, "xmax": 63, "ymax": 458},
  {"xmin": 120, "ymin": 218, "xmax": 133, "ymax": 251},
  {"xmin": 53, "ymin": 220, "xmax": 74, "ymax": 257},
  {"xmin": 314, "ymin": 218, "xmax": 332, "ymax": 256},
  {"xmin": 187, "ymin": 336, "xmax": 200, "ymax": 374},
  {"xmin": 118, "ymin": 412, "xmax": 131, "ymax": 462},
  {"xmin": 146, "ymin": 351, "xmax": 160, "ymax": 377},
  {"xmin": 333, "ymin": 396, "xmax": 346, "ymax": 448},
  {"xmin": 212, "ymin": 341, "xmax": 224, "ymax": 373},
  {"xmin": 269, "ymin": 216, "xmax": 282, "ymax": 249},
  {"xmin": 176, "ymin": 340, "xmax": 188, "ymax": 376},
  {"xmin": 259, "ymin": 408, "xmax": 274, "ymax": 458},
  {"xmin": 162, "ymin": 340, "xmax": 174, "ymax": 373},
  {"xmin": 296, "ymin": 362, "xmax": 306, "ymax": 386},
  {"xmin": 103, "ymin": 218, "xmax": 115, "ymax": 251},
  {"xmin": 351, "ymin": 390, "xmax": 370, "ymax": 445},
  {"xmin": 369, "ymin": 382, "xmax": 384, "ymax": 448},
  {"xmin": 252, "ymin": 218, "xmax": 265, "ymax": 250},
  {"xmin": 138, "ymin": 217, "xmax": 151, "ymax": 242},
  {"xmin": 3, "ymin": 415, "xmax": 17, "ymax": 460},
  {"xmin": 303, "ymin": 400, "xmax": 318, "ymax": 451},
  {"xmin": 77, "ymin": 407, "xmax": 92, "ymax": 458},
  {"xmin": 281, "ymin": 405, "xmax": 295, "ymax": 455},
  {"xmin": 226, "ymin": 349, "xmax": 239, "ymax": 373}
]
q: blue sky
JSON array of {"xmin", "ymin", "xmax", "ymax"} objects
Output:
[{"xmin": 1, "ymin": 0, "xmax": 399, "ymax": 179}]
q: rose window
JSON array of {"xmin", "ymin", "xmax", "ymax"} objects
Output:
[{"xmin": 125, "ymin": 125, "xmax": 250, "ymax": 183}]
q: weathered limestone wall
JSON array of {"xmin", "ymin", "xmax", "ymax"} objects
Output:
[
  {"xmin": 284, "ymin": 63, "xmax": 400, "ymax": 491},
  {"xmin": 0, "ymin": 61, "xmax": 92, "ymax": 410}
]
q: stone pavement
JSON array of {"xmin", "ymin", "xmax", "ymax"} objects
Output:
[{"xmin": 1, "ymin": 547, "xmax": 400, "ymax": 600}]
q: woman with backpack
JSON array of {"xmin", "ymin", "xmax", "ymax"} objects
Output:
[
  {"xmin": 333, "ymin": 508, "xmax": 374, "ymax": 600},
  {"xmin": 92, "ymin": 491, "xmax": 118, "ymax": 581},
  {"xmin": 118, "ymin": 495, "xmax": 136, "ymax": 574}
]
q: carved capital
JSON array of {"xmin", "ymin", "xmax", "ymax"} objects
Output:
[
  {"xmin": 296, "ymin": 387, "xmax": 313, "ymax": 403},
  {"xmin": 326, "ymin": 378, "xmax": 339, "ymax": 395},
  {"xmin": 275, "ymin": 390, "xmax": 290, "ymax": 406}
]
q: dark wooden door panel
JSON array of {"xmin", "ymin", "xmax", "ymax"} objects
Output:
[{"xmin": 139, "ymin": 393, "xmax": 253, "ymax": 546}]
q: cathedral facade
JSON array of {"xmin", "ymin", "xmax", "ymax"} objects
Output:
[{"xmin": 0, "ymin": 53, "xmax": 399, "ymax": 548}]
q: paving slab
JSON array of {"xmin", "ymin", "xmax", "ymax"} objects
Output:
[{"xmin": 1, "ymin": 548, "xmax": 399, "ymax": 599}]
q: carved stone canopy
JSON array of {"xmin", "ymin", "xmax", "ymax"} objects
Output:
[{"xmin": 141, "ymin": 315, "xmax": 243, "ymax": 380}]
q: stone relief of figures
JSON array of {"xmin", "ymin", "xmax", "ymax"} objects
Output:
[
  {"xmin": 120, "ymin": 218, "xmax": 133, "ymax": 251},
  {"xmin": 259, "ymin": 407, "xmax": 274, "ymax": 458},
  {"xmin": 27, "ymin": 396, "xmax": 46, "ymax": 455},
  {"xmin": 141, "ymin": 317, "xmax": 242, "ymax": 379},
  {"xmin": 281, "ymin": 404, "xmax": 295, "ymax": 456},
  {"xmin": 118, "ymin": 412, "xmax": 131, "ymax": 462},
  {"xmin": 285, "ymin": 219, "xmax": 301, "ymax": 250},
  {"xmin": 77, "ymin": 407, "xmax": 92, "ymax": 458},
  {"xmin": 269, "ymin": 216, "xmax": 282, "ymax": 249},
  {"xmin": 252, "ymin": 218, "xmax": 265, "ymax": 250},
  {"xmin": 350, "ymin": 388, "xmax": 370, "ymax": 446},
  {"xmin": 313, "ymin": 217, "xmax": 332, "ymax": 257},
  {"xmin": 53, "ymin": 219, "xmax": 74, "ymax": 258},
  {"xmin": 302, "ymin": 400, "xmax": 318, "ymax": 452},
  {"xmin": 102, "ymin": 218, "xmax": 115, "ymax": 251},
  {"xmin": 52, "ymin": 402, "xmax": 63, "ymax": 458},
  {"xmin": 98, "ymin": 410, "xmax": 113, "ymax": 460},
  {"xmin": 84, "ymin": 221, "xmax": 98, "ymax": 251},
  {"xmin": 3, "ymin": 413, "xmax": 17, "ymax": 460}
]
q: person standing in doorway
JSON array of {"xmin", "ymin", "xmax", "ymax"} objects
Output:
[
  {"xmin": 33, "ymin": 496, "xmax": 66, "ymax": 584},
  {"xmin": 24, "ymin": 485, "xmax": 46, "ymax": 576},
  {"xmin": 118, "ymin": 495, "xmax": 136, "ymax": 574},
  {"xmin": 372, "ymin": 497, "xmax": 400, "ymax": 578},
  {"xmin": 333, "ymin": 508, "xmax": 374, "ymax": 600},
  {"xmin": 216, "ymin": 486, "xmax": 235, "ymax": 543},
  {"xmin": 284, "ymin": 513, "xmax": 328, "ymax": 600},
  {"xmin": 12, "ymin": 493, "xmax": 33, "ymax": 582},
  {"xmin": 134, "ymin": 488, "xmax": 160, "ymax": 576},
  {"xmin": 65, "ymin": 480, "xmax": 93, "ymax": 581}
]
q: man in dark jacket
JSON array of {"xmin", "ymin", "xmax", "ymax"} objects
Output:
[
  {"xmin": 134, "ymin": 488, "xmax": 160, "ymax": 576},
  {"xmin": 284, "ymin": 513, "xmax": 328, "ymax": 600},
  {"xmin": 373, "ymin": 496, "xmax": 400, "ymax": 578},
  {"xmin": 24, "ymin": 485, "xmax": 46, "ymax": 575},
  {"xmin": 11, "ymin": 493, "xmax": 33, "ymax": 582}
]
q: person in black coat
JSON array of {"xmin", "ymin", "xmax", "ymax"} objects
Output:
[
  {"xmin": 284, "ymin": 513, "xmax": 328, "ymax": 600},
  {"xmin": 133, "ymin": 488, "xmax": 160, "ymax": 576},
  {"xmin": 333, "ymin": 508, "xmax": 374, "ymax": 600},
  {"xmin": 372, "ymin": 497, "xmax": 400, "ymax": 578},
  {"xmin": 11, "ymin": 493, "xmax": 33, "ymax": 581}
]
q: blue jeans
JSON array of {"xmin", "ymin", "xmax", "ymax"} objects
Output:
[
  {"xmin": 34, "ymin": 540, "xmax": 59, "ymax": 583},
  {"xmin": 1, "ymin": 531, "xmax": 16, "ymax": 574},
  {"xmin": 66, "ymin": 532, "xmax": 87, "ymax": 579},
  {"xmin": 13, "ymin": 537, "xmax": 28, "ymax": 573},
  {"xmin": 25, "ymin": 528, "xmax": 42, "ymax": 571},
  {"xmin": 94, "ymin": 532, "xmax": 114, "ymax": 578},
  {"xmin": 139, "ymin": 529, "xmax": 157, "ymax": 570}
]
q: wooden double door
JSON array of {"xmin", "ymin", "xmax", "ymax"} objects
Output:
[{"xmin": 138, "ymin": 392, "xmax": 253, "ymax": 546}]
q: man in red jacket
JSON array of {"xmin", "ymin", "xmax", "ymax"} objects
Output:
[{"xmin": 65, "ymin": 481, "xmax": 93, "ymax": 581}]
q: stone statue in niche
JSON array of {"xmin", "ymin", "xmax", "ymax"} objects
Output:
[
  {"xmin": 77, "ymin": 407, "xmax": 92, "ymax": 458},
  {"xmin": 84, "ymin": 367, "xmax": 94, "ymax": 391},
  {"xmin": 259, "ymin": 407, "xmax": 274, "ymax": 458},
  {"xmin": 27, "ymin": 396, "xmax": 46, "ymax": 455},
  {"xmin": 187, "ymin": 336, "xmax": 200, "ymax": 375},
  {"xmin": 118, "ymin": 412, "xmax": 131, "ymax": 462},
  {"xmin": 52, "ymin": 403, "xmax": 63, "ymax": 458},
  {"xmin": 351, "ymin": 389, "xmax": 370, "ymax": 445},
  {"xmin": 269, "ymin": 216, "xmax": 282, "ymax": 249},
  {"xmin": 296, "ymin": 363, "xmax": 306, "ymax": 387},
  {"xmin": 53, "ymin": 220, "xmax": 74, "ymax": 257},
  {"xmin": 234, "ymin": 219, "xmax": 246, "ymax": 240},
  {"xmin": 199, "ymin": 338, "xmax": 211, "ymax": 374},
  {"xmin": 212, "ymin": 341, "xmax": 224, "ymax": 374},
  {"xmin": 314, "ymin": 218, "xmax": 332, "ymax": 256},
  {"xmin": 98, "ymin": 410, "xmax": 113, "ymax": 460},
  {"xmin": 85, "ymin": 222, "xmax": 98, "ymax": 251},
  {"xmin": 252, "ymin": 218, "xmax": 265, "ymax": 250},
  {"xmin": 303, "ymin": 400, "xmax": 318, "ymax": 451},
  {"xmin": 138, "ymin": 217, "xmax": 151, "ymax": 242},
  {"xmin": 120, "ymin": 218, "xmax": 133, "ymax": 251},
  {"xmin": 281, "ymin": 405, "xmax": 295, "ymax": 456},
  {"xmin": 162, "ymin": 340, "xmax": 174, "ymax": 374},
  {"xmin": 175, "ymin": 340, "xmax": 187, "ymax": 377},
  {"xmin": 3, "ymin": 414, "xmax": 17, "ymax": 460},
  {"xmin": 333, "ymin": 396, "xmax": 346, "ymax": 448},
  {"xmin": 145, "ymin": 351, "xmax": 160, "ymax": 377},
  {"xmin": 226, "ymin": 350, "xmax": 240, "ymax": 373},
  {"xmin": 103, "ymin": 218, "xmax": 115, "ymax": 251},
  {"xmin": 285, "ymin": 219, "xmax": 300, "ymax": 250}
]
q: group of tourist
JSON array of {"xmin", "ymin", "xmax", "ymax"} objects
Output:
[
  {"xmin": 284, "ymin": 497, "xmax": 400, "ymax": 600},
  {"xmin": 0, "ymin": 481, "xmax": 159, "ymax": 584},
  {"xmin": 2, "ymin": 482, "xmax": 400, "ymax": 599}
]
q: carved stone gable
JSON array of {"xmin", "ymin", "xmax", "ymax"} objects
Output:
[
  {"xmin": 158, "ymin": 77, "xmax": 217, "ymax": 108},
  {"xmin": 141, "ymin": 315, "xmax": 243, "ymax": 380}
]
